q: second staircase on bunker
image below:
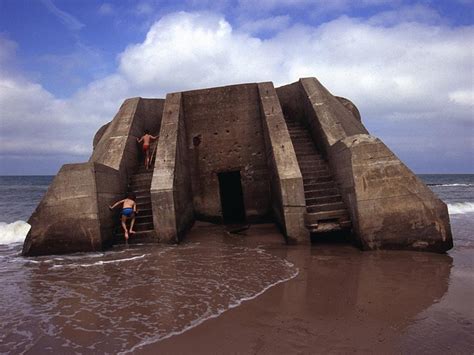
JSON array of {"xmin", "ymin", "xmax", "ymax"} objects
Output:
[{"xmin": 285, "ymin": 119, "xmax": 352, "ymax": 234}]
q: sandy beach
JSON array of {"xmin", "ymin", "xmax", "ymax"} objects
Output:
[{"xmin": 142, "ymin": 222, "xmax": 473, "ymax": 354}]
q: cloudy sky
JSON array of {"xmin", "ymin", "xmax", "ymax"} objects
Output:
[{"xmin": 0, "ymin": 0, "xmax": 473, "ymax": 175}]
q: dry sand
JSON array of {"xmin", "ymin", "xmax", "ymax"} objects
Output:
[{"xmin": 137, "ymin": 223, "xmax": 473, "ymax": 355}]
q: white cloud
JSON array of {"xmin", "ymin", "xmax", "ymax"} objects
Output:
[
  {"xmin": 1, "ymin": 11, "xmax": 473, "ymax": 172},
  {"xmin": 449, "ymin": 90, "xmax": 474, "ymax": 106}
]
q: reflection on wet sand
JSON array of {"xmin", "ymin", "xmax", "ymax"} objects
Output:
[{"xmin": 152, "ymin": 223, "xmax": 457, "ymax": 354}]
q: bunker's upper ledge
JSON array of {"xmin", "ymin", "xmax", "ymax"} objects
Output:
[{"xmin": 23, "ymin": 78, "xmax": 452, "ymax": 256}]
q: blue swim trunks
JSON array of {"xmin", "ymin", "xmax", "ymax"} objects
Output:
[{"xmin": 122, "ymin": 208, "xmax": 134, "ymax": 217}]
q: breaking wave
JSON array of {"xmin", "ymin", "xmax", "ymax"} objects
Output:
[
  {"xmin": 448, "ymin": 202, "xmax": 474, "ymax": 215},
  {"xmin": 0, "ymin": 221, "xmax": 30, "ymax": 245},
  {"xmin": 51, "ymin": 254, "xmax": 147, "ymax": 268},
  {"xmin": 428, "ymin": 183, "xmax": 474, "ymax": 187}
]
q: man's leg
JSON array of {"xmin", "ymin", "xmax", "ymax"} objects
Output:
[
  {"xmin": 121, "ymin": 215, "xmax": 129, "ymax": 241},
  {"xmin": 130, "ymin": 215, "xmax": 136, "ymax": 234},
  {"xmin": 145, "ymin": 150, "xmax": 150, "ymax": 169}
]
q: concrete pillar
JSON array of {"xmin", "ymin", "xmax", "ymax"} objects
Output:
[{"xmin": 258, "ymin": 82, "xmax": 308, "ymax": 244}]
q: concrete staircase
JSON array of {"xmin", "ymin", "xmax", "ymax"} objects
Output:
[
  {"xmin": 285, "ymin": 119, "xmax": 352, "ymax": 233},
  {"xmin": 114, "ymin": 141, "xmax": 158, "ymax": 244}
]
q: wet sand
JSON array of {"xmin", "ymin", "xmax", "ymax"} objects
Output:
[{"xmin": 142, "ymin": 222, "xmax": 474, "ymax": 354}]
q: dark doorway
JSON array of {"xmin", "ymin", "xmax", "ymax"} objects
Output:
[{"xmin": 218, "ymin": 171, "xmax": 246, "ymax": 223}]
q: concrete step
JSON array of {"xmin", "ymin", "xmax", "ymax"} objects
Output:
[
  {"xmin": 293, "ymin": 142, "xmax": 318, "ymax": 148},
  {"xmin": 130, "ymin": 172, "xmax": 153, "ymax": 182},
  {"xmin": 303, "ymin": 181, "xmax": 335, "ymax": 191},
  {"xmin": 136, "ymin": 201, "xmax": 152, "ymax": 210},
  {"xmin": 291, "ymin": 138, "xmax": 313, "ymax": 145},
  {"xmin": 134, "ymin": 214, "xmax": 153, "ymax": 224},
  {"xmin": 300, "ymin": 166, "xmax": 330, "ymax": 174},
  {"xmin": 288, "ymin": 129, "xmax": 309, "ymax": 134},
  {"xmin": 306, "ymin": 194, "xmax": 342, "ymax": 205},
  {"xmin": 297, "ymin": 155, "xmax": 325, "ymax": 162},
  {"xmin": 136, "ymin": 163, "xmax": 156, "ymax": 173},
  {"xmin": 135, "ymin": 209, "xmax": 152, "ymax": 218},
  {"xmin": 303, "ymin": 175, "xmax": 333, "ymax": 185},
  {"xmin": 133, "ymin": 188, "xmax": 152, "ymax": 195},
  {"xmin": 293, "ymin": 147, "xmax": 316, "ymax": 153},
  {"xmin": 305, "ymin": 209, "xmax": 350, "ymax": 225},
  {"xmin": 289, "ymin": 132, "xmax": 310, "ymax": 138},
  {"xmin": 306, "ymin": 220, "xmax": 352, "ymax": 233},
  {"xmin": 295, "ymin": 151, "xmax": 321, "ymax": 157},
  {"xmin": 301, "ymin": 171, "xmax": 332, "ymax": 179},
  {"xmin": 134, "ymin": 222, "xmax": 154, "ymax": 231},
  {"xmin": 306, "ymin": 201, "xmax": 346, "ymax": 213},
  {"xmin": 136, "ymin": 195, "xmax": 151, "ymax": 203},
  {"xmin": 285, "ymin": 120, "xmax": 304, "ymax": 125},
  {"xmin": 290, "ymin": 132, "xmax": 311, "ymax": 137},
  {"xmin": 292, "ymin": 141, "xmax": 315, "ymax": 147},
  {"xmin": 298, "ymin": 161, "xmax": 326, "ymax": 168},
  {"xmin": 298, "ymin": 161, "xmax": 326, "ymax": 169},
  {"xmin": 304, "ymin": 187, "xmax": 339, "ymax": 198},
  {"xmin": 130, "ymin": 180, "xmax": 152, "ymax": 189},
  {"xmin": 136, "ymin": 168, "xmax": 153, "ymax": 175}
]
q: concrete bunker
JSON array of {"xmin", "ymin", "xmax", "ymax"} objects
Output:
[{"xmin": 23, "ymin": 77, "xmax": 453, "ymax": 256}]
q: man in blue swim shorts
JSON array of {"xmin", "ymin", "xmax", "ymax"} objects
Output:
[{"xmin": 109, "ymin": 193, "xmax": 138, "ymax": 241}]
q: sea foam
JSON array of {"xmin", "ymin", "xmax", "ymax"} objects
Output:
[
  {"xmin": 428, "ymin": 183, "xmax": 474, "ymax": 187},
  {"xmin": 448, "ymin": 202, "xmax": 474, "ymax": 215},
  {"xmin": 0, "ymin": 221, "xmax": 30, "ymax": 245}
]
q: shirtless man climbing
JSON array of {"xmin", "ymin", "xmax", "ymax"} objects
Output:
[
  {"xmin": 137, "ymin": 130, "xmax": 158, "ymax": 170},
  {"xmin": 109, "ymin": 193, "xmax": 138, "ymax": 241}
]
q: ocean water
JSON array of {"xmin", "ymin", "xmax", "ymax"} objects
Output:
[{"xmin": 0, "ymin": 174, "xmax": 473, "ymax": 353}]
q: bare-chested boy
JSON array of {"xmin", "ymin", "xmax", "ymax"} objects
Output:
[
  {"xmin": 109, "ymin": 193, "xmax": 138, "ymax": 241},
  {"xmin": 137, "ymin": 130, "xmax": 158, "ymax": 169}
]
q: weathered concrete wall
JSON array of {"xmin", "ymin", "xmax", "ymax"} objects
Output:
[
  {"xmin": 90, "ymin": 97, "xmax": 141, "ymax": 177},
  {"xmin": 182, "ymin": 84, "xmax": 271, "ymax": 222},
  {"xmin": 93, "ymin": 122, "xmax": 110, "ymax": 149},
  {"xmin": 336, "ymin": 96, "xmax": 361, "ymax": 122},
  {"xmin": 258, "ymin": 82, "xmax": 307, "ymax": 243},
  {"xmin": 90, "ymin": 97, "xmax": 165, "ymax": 177},
  {"xmin": 281, "ymin": 77, "xmax": 452, "ymax": 252},
  {"xmin": 151, "ymin": 93, "xmax": 194, "ymax": 243},
  {"xmin": 22, "ymin": 162, "xmax": 123, "ymax": 256},
  {"xmin": 24, "ymin": 97, "xmax": 165, "ymax": 255},
  {"xmin": 331, "ymin": 135, "xmax": 452, "ymax": 251},
  {"xmin": 276, "ymin": 82, "xmax": 307, "ymax": 126},
  {"xmin": 136, "ymin": 98, "xmax": 165, "ymax": 136},
  {"xmin": 300, "ymin": 78, "xmax": 369, "ymax": 156}
]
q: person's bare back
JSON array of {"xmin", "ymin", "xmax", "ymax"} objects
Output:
[
  {"xmin": 140, "ymin": 134, "xmax": 153, "ymax": 146},
  {"xmin": 121, "ymin": 198, "xmax": 135, "ymax": 209},
  {"xmin": 109, "ymin": 193, "xmax": 138, "ymax": 241}
]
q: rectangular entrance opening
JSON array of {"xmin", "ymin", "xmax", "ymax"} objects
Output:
[{"xmin": 218, "ymin": 171, "xmax": 246, "ymax": 224}]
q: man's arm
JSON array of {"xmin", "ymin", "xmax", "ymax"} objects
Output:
[
  {"xmin": 151, "ymin": 135, "xmax": 159, "ymax": 140},
  {"xmin": 109, "ymin": 199, "xmax": 125, "ymax": 210},
  {"xmin": 137, "ymin": 136, "xmax": 143, "ymax": 143}
]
